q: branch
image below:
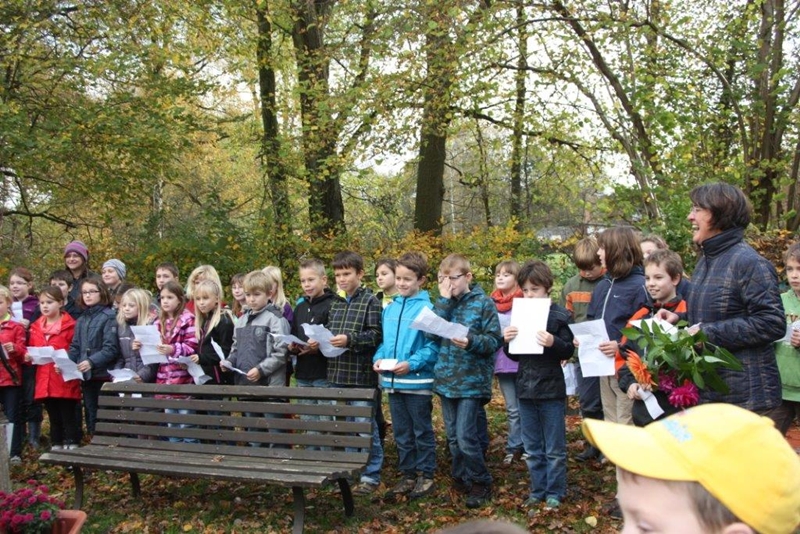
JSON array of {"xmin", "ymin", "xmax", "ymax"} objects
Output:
[{"xmin": 0, "ymin": 208, "xmax": 77, "ymax": 228}]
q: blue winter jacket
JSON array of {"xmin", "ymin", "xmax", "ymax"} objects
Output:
[
  {"xmin": 688, "ymin": 227, "xmax": 784, "ymax": 411},
  {"xmin": 373, "ymin": 290, "xmax": 439, "ymax": 392},
  {"xmin": 433, "ymin": 284, "xmax": 502, "ymax": 399},
  {"xmin": 586, "ymin": 266, "xmax": 649, "ymax": 343}
]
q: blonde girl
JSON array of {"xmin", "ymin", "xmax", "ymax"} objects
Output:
[
  {"xmin": 191, "ymin": 280, "xmax": 235, "ymax": 385},
  {"xmin": 185, "ymin": 265, "xmax": 223, "ymax": 315},
  {"xmin": 261, "ymin": 266, "xmax": 293, "ymax": 323},
  {"xmin": 230, "ymin": 273, "xmax": 246, "ymax": 317},
  {"xmin": 118, "ymin": 289, "xmax": 157, "ymax": 383},
  {"xmin": 30, "ymin": 286, "xmax": 78, "ymax": 450},
  {"xmin": 0, "ymin": 285, "xmax": 28, "ymax": 461}
]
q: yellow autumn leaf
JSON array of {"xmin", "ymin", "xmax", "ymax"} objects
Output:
[
  {"xmin": 585, "ymin": 515, "xmax": 598, "ymax": 527},
  {"xmin": 183, "ymin": 524, "xmax": 193, "ymax": 532}
]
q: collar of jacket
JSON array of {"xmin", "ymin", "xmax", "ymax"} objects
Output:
[
  {"xmin": 603, "ymin": 264, "xmax": 645, "ymax": 282},
  {"xmin": 698, "ymin": 226, "xmax": 745, "ymax": 258}
]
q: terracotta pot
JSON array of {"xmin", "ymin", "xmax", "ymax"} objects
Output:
[{"xmin": 52, "ymin": 510, "xmax": 87, "ymax": 534}]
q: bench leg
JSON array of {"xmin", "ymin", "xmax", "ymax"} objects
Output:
[
  {"xmin": 72, "ymin": 467, "xmax": 84, "ymax": 509},
  {"xmin": 337, "ymin": 478, "xmax": 354, "ymax": 517},
  {"xmin": 292, "ymin": 486, "xmax": 305, "ymax": 534},
  {"xmin": 130, "ymin": 472, "xmax": 141, "ymax": 497}
]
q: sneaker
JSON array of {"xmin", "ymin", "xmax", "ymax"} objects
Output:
[
  {"xmin": 408, "ymin": 476, "xmax": 434, "ymax": 499},
  {"xmin": 9, "ymin": 456, "xmax": 21, "ymax": 464},
  {"xmin": 388, "ymin": 478, "xmax": 417, "ymax": 497},
  {"xmin": 576, "ymin": 444, "xmax": 601, "ymax": 462},
  {"xmin": 545, "ymin": 497, "xmax": 561, "ymax": 510},
  {"xmin": 524, "ymin": 497, "xmax": 543, "ymax": 516},
  {"xmin": 66, "ymin": 444, "xmax": 80, "ymax": 450},
  {"xmin": 521, "ymin": 452, "xmax": 530, "ymax": 461},
  {"xmin": 353, "ymin": 482, "xmax": 379, "ymax": 495},
  {"xmin": 51, "ymin": 444, "xmax": 64, "ymax": 451},
  {"xmin": 465, "ymin": 483, "xmax": 492, "ymax": 509},
  {"xmin": 502, "ymin": 453, "xmax": 515, "ymax": 466},
  {"xmin": 450, "ymin": 477, "xmax": 470, "ymax": 495}
]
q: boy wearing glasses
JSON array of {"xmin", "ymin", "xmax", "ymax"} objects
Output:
[{"xmin": 433, "ymin": 254, "xmax": 502, "ymax": 509}]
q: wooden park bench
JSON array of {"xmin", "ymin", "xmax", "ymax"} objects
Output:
[{"xmin": 39, "ymin": 382, "xmax": 378, "ymax": 533}]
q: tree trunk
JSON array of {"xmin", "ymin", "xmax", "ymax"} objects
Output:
[{"xmin": 509, "ymin": 2, "xmax": 527, "ymax": 230}]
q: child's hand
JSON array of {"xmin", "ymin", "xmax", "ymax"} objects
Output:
[
  {"xmin": 573, "ymin": 338, "xmax": 580, "ymax": 348},
  {"xmin": 307, "ymin": 339, "xmax": 320, "ymax": 352},
  {"xmin": 329, "ymin": 335, "xmax": 348, "ymax": 348},
  {"xmin": 133, "ymin": 374, "xmax": 143, "ymax": 383},
  {"xmin": 790, "ymin": 328, "xmax": 800, "ymax": 348},
  {"xmin": 627, "ymin": 383, "xmax": 642, "ymax": 400},
  {"xmin": 157, "ymin": 344, "xmax": 174, "ymax": 355},
  {"xmin": 24, "ymin": 353, "xmax": 32, "ymax": 363},
  {"xmin": 503, "ymin": 326, "xmax": 518, "ymax": 343},
  {"xmin": 598, "ymin": 340, "xmax": 618, "ymax": 358},
  {"xmin": 437, "ymin": 276, "xmax": 452, "ymax": 299},
  {"xmin": 19, "ymin": 319, "xmax": 30, "ymax": 329},
  {"xmin": 77, "ymin": 360, "xmax": 92, "ymax": 373},
  {"xmin": 189, "ymin": 354, "xmax": 200, "ymax": 364},
  {"xmin": 131, "ymin": 340, "xmax": 142, "ymax": 351},
  {"xmin": 451, "ymin": 337, "xmax": 468, "ymax": 349},
  {"xmin": 220, "ymin": 362, "xmax": 230, "ymax": 372},
  {"xmin": 392, "ymin": 361, "xmax": 410, "ymax": 376},
  {"xmin": 246, "ymin": 368, "xmax": 260, "ymax": 382},
  {"xmin": 536, "ymin": 331, "xmax": 554, "ymax": 347},
  {"xmin": 654, "ymin": 309, "xmax": 680, "ymax": 324},
  {"xmin": 2, "ymin": 342, "xmax": 14, "ymax": 354}
]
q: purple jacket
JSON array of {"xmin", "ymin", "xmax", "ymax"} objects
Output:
[{"xmin": 493, "ymin": 310, "xmax": 518, "ymax": 374}]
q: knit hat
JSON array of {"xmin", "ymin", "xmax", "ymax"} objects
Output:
[
  {"xmin": 102, "ymin": 259, "xmax": 126, "ymax": 280},
  {"xmin": 64, "ymin": 240, "xmax": 89, "ymax": 262},
  {"xmin": 582, "ymin": 403, "xmax": 800, "ymax": 534}
]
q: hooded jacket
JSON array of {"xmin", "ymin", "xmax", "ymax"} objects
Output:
[
  {"xmin": 68, "ymin": 304, "xmax": 121, "ymax": 381},
  {"xmin": 433, "ymin": 284, "xmax": 502, "ymax": 399},
  {"xmin": 30, "ymin": 313, "xmax": 80, "ymax": 400},
  {"xmin": 374, "ymin": 290, "xmax": 438, "ymax": 392},
  {"xmin": 226, "ymin": 304, "xmax": 289, "ymax": 386},
  {"xmin": 688, "ymin": 227, "xmax": 784, "ymax": 411},
  {"xmin": 0, "ymin": 317, "xmax": 26, "ymax": 387},
  {"xmin": 118, "ymin": 320, "xmax": 158, "ymax": 384},
  {"xmin": 196, "ymin": 312, "xmax": 235, "ymax": 385},
  {"xmin": 292, "ymin": 289, "xmax": 336, "ymax": 381}
]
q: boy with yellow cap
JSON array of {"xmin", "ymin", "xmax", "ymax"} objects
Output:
[{"xmin": 582, "ymin": 403, "xmax": 800, "ymax": 534}]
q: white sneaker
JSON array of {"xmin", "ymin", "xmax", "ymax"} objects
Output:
[
  {"xmin": 10, "ymin": 456, "xmax": 21, "ymax": 464},
  {"xmin": 51, "ymin": 444, "xmax": 64, "ymax": 451}
]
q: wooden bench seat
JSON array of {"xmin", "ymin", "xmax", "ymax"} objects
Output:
[{"xmin": 39, "ymin": 382, "xmax": 378, "ymax": 533}]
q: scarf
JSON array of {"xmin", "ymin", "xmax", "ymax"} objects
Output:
[{"xmin": 491, "ymin": 287, "xmax": 523, "ymax": 313}]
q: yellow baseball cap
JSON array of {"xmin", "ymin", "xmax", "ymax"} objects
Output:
[{"xmin": 582, "ymin": 404, "xmax": 800, "ymax": 534}]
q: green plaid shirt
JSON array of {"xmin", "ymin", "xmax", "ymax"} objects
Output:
[{"xmin": 326, "ymin": 287, "xmax": 382, "ymax": 387}]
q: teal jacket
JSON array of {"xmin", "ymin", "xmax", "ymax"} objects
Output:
[{"xmin": 374, "ymin": 290, "xmax": 439, "ymax": 391}]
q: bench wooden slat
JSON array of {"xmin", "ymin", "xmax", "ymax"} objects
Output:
[
  {"xmin": 89, "ymin": 435, "xmax": 370, "ymax": 463},
  {"xmin": 100, "ymin": 382, "xmax": 377, "ymax": 402}
]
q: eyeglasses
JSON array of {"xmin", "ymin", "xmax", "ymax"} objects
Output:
[
  {"xmin": 439, "ymin": 273, "xmax": 466, "ymax": 282},
  {"xmin": 81, "ymin": 290, "xmax": 100, "ymax": 295}
]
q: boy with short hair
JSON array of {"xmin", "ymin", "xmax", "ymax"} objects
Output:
[
  {"xmin": 433, "ymin": 253, "xmax": 502, "ymax": 509},
  {"xmin": 155, "ymin": 262, "xmax": 180, "ymax": 292},
  {"xmin": 291, "ymin": 258, "xmax": 336, "ymax": 389},
  {"xmin": 559, "ymin": 236, "xmax": 605, "ymax": 461},
  {"xmin": 373, "ymin": 252, "xmax": 439, "ymax": 499},
  {"xmin": 502, "ymin": 260, "xmax": 574, "ymax": 511},
  {"xmin": 618, "ymin": 249, "xmax": 687, "ymax": 427},
  {"xmin": 582, "ymin": 403, "xmax": 800, "ymax": 534},
  {"xmin": 50, "ymin": 270, "xmax": 81, "ymax": 319},
  {"xmin": 324, "ymin": 250, "xmax": 383, "ymax": 493},
  {"xmin": 775, "ymin": 242, "xmax": 800, "ymax": 436}
]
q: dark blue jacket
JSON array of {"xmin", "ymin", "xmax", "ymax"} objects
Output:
[
  {"xmin": 587, "ymin": 266, "xmax": 649, "ymax": 343},
  {"xmin": 688, "ymin": 227, "xmax": 784, "ymax": 411},
  {"xmin": 68, "ymin": 304, "xmax": 121, "ymax": 381},
  {"xmin": 433, "ymin": 284, "xmax": 502, "ymax": 399}
]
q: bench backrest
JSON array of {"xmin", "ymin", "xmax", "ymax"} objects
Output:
[{"xmin": 94, "ymin": 382, "xmax": 377, "ymax": 465}]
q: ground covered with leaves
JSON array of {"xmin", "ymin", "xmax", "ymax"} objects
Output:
[{"xmin": 11, "ymin": 395, "xmax": 622, "ymax": 533}]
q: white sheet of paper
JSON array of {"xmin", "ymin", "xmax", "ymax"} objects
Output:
[
  {"xmin": 131, "ymin": 324, "xmax": 165, "ymax": 364},
  {"xmin": 220, "ymin": 359, "xmax": 248, "ymax": 375},
  {"xmin": 639, "ymin": 389, "xmax": 665, "ymax": 420},
  {"xmin": 139, "ymin": 351, "xmax": 168, "ymax": 365},
  {"xmin": 782, "ymin": 320, "xmax": 800, "ymax": 344},
  {"xmin": 52, "ymin": 350, "xmax": 83, "ymax": 382},
  {"xmin": 108, "ymin": 368, "xmax": 139, "ymax": 383},
  {"xmin": 210, "ymin": 339, "xmax": 226, "ymax": 360},
  {"xmin": 271, "ymin": 333, "xmax": 309, "ymax": 347},
  {"xmin": 509, "ymin": 298, "xmax": 550, "ymax": 354},
  {"xmin": 409, "ymin": 307, "xmax": 469, "ymax": 340},
  {"xmin": 26, "ymin": 346, "xmax": 55, "ymax": 365},
  {"xmin": 302, "ymin": 323, "xmax": 347, "ymax": 358},
  {"xmin": 174, "ymin": 356, "xmax": 211, "ymax": 385},
  {"xmin": 378, "ymin": 359, "xmax": 399, "ymax": 371},
  {"xmin": 10, "ymin": 301, "xmax": 23, "ymax": 323},
  {"xmin": 568, "ymin": 319, "xmax": 614, "ymax": 377},
  {"xmin": 563, "ymin": 362, "xmax": 578, "ymax": 395}
]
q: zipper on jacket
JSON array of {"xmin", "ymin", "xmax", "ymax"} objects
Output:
[
  {"xmin": 390, "ymin": 297, "xmax": 408, "ymax": 389},
  {"xmin": 600, "ymin": 278, "xmax": 615, "ymax": 320}
]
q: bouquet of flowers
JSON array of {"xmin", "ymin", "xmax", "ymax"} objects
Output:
[
  {"xmin": 0, "ymin": 480, "xmax": 64, "ymax": 533},
  {"xmin": 620, "ymin": 320, "xmax": 743, "ymax": 409}
]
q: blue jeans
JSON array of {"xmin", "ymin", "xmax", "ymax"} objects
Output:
[
  {"xmin": 439, "ymin": 396, "xmax": 491, "ymax": 486},
  {"xmin": 497, "ymin": 374, "xmax": 523, "ymax": 454},
  {"xmin": 388, "ymin": 392, "xmax": 436, "ymax": 478},
  {"xmin": 519, "ymin": 398, "xmax": 566, "ymax": 501},
  {"xmin": 165, "ymin": 408, "xmax": 199, "ymax": 444},
  {"xmin": 332, "ymin": 384, "xmax": 383, "ymax": 485},
  {"xmin": 0, "ymin": 386, "xmax": 23, "ymax": 457}
]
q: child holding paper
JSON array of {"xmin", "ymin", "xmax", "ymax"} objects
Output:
[
  {"xmin": 502, "ymin": 260, "xmax": 573, "ymax": 512},
  {"xmin": 373, "ymin": 252, "xmax": 439, "ymax": 499},
  {"xmin": 118, "ymin": 288, "xmax": 158, "ymax": 384},
  {"xmin": 0, "ymin": 284, "xmax": 28, "ymax": 462},
  {"xmin": 30, "ymin": 286, "xmax": 78, "ymax": 451},
  {"xmin": 617, "ymin": 250, "xmax": 686, "ymax": 427},
  {"xmin": 191, "ymin": 280, "xmax": 235, "ymax": 385}
]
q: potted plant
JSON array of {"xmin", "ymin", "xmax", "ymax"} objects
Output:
[
  {"xmin": 621, "ymin": 320, "xmax": 743, "ymax": 411},
  {"xmin": 0, "ymin": 480, "xmax": 86, "ymax": 533}
]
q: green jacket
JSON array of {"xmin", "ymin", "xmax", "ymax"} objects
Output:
[{"xmin": 776, "ymin": 290, "xmax": 800, "ymax": 402}]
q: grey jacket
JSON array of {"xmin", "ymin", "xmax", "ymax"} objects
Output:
[{"xmin": 226, "ymin": 304, "xmax": 290, "ymax": 386}]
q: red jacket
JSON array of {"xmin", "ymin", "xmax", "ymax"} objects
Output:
[
  {"xmin": 30, "ymin": 313, "xmax": 80, "ymax": 401},
  {"xmin": 0, "ymin": 318, "xmax": 26, "ymax": 387}
]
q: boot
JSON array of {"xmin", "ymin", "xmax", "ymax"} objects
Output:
[
  {"xmin": 27, "ymin": 422, "xmax": 41, "ymax": 449},
  {"xmin": 576, "ymin": 444, "xmax": 600, "ymax": 462}
]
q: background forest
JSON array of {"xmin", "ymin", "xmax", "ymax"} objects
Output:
[{"xmin": 2, "ymin": 0, "xmax": 800, "ymax": 290}]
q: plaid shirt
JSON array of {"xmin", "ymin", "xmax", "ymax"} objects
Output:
[{"xmin": 326, "ymin": 287, "xmax": 382, "ymax": 387}]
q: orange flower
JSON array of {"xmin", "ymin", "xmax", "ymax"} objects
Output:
[{"xmin": 626, "ymin": 350, "xmax": 654, "ymax": 386}]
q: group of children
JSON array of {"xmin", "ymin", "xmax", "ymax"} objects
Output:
[{"xmin": 2, "ymin": 229, "xmax": 800, "ymax": 531}]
